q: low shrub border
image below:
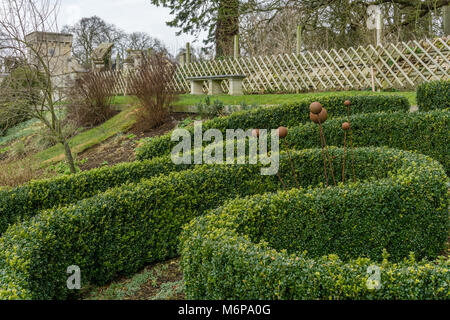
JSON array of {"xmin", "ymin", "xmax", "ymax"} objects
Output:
[
  {"xmin": 136, "ymin": 95, "xmax": 410, "ymax": 160},
  {"xmin": 0, "ymin": 148, "xmax": 447, "ymax": 299},
  {"xmin": 417, "ymin": 80, "xmax": 450, "ymax": 111}
]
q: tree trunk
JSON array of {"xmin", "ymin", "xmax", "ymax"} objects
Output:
[
  {"xmin": 63, "ymin": 140, "xmax": 77, "ymax": 174},
  {"xmin": 215, "ymin": 0, "xmax": 239, "ymax": 58}
]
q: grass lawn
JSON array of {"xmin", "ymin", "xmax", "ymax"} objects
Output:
[
  {"xmin": 175, "ymin": 91, "xmax": 417, "ymax": 107},
  {"xmin": 113, "ymin": 91, "xmax": 416, "ymax": 109}
]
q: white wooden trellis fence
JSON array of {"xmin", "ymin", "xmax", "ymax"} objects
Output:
[{"xmin": 98, "ymin": 37, "xmax": 450, "ymax": 95}]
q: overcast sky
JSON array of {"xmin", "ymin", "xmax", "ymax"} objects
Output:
[{"xmin": 58, "ymin": 0, "xmax": 207, "ymax": 55}]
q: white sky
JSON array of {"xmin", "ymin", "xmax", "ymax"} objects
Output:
[{"xmin": 58, "ymin": 0, "xmax": 207, "ymax": 55}]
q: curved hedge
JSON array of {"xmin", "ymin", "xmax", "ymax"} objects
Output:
[
  {"xmin": 181, "ymin": 215, "xmax": 449, "ymax": 300},
  {"xmin": 417, "ymin": 80, "xmax": 450, "ymax": 111},
  {"xmin": 136, "ymin": 95, "xmax": 410, "ymax": 160},
  {"xmin": 0, "ymin": 155, "xmax": 189, "ymax": 235},
  {"xmin": 180, "ymin": 149, "xmax": 449, "ymax": 300},
  {"xmin": 1, "ymin": 147, "xmax": 448, "ymax": 300}
]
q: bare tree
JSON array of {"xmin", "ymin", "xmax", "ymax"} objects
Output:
[
  {"xmin": 0, "ymin": 0, "xmax": 77, "ymax": 173},
  {"xmin": 130, "ymin": 53, "xmax": 178, "ymax": 130},
  {"xmin": 62, "ymin": 16, "xmax": 127, "ymax": 69},
  {"xmin": 239, "ymin": 0, "xmax": 449, "ymax": 56}
]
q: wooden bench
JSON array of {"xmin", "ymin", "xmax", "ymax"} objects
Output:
[{"xmin": 186, "ymin": 74, "xmax": 246, "ymax": 96}]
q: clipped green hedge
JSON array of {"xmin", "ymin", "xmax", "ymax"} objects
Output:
[
  {"xmin": 177, "ymin": 110, "xmax": 449, "ymax": 174},
  {"xmin": 181, "ymin": 215, "xmax": 449, "ymax": 300},
  {"xmin": 1, "ymin": 109, "xmax": 447, "ymax": 239},
  {"xmin": 0, "ymin": 147, "xmax": 447, "ymax": 299},
  {"xmin": 417, "ymin": 80, "xmax": 450, "ymax": 111},
  {"xmin": 136, "ymin": 95, "xmax": 410, "ymax": 160},
  {"xmin": 180, "ymin": 149, "xmax": 449, "ymax": 300},
  {"xmin": 285, "ymin": 110, "xmax": 450, "ymax": 174},
  {"xmin": 0, "ymin": 155, "xmax": 190, "ymax": 236}
]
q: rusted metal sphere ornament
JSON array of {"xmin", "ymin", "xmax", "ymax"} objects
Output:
[
  {"xmin": 277, "ymin": 126, "xmax": 288, "ymax": 139},
  {"xmin": 342, "ymin": 122, "xmax": 351, "ymax": 131},
  {"xmin": 252, "ymin": 129, "xmax": 260, "ymax": 138},
  {"xmin": 310, "ymin": 102, "xmax": 323, "ymax": 115},
  {"xmin": 310, "ymin": 108, "xmax": 328, "ymax": 124},
  {"xmin": 344, "ymin": 100, "xmax": 351, "ymax": 107}
]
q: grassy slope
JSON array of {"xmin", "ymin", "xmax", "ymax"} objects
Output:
[{"xmin": 35, "ymin": 106, "xmax": 137, "ymax": 165}]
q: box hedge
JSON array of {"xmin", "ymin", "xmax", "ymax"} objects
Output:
[
  {"xmin": 136, "ymin": 95, "xmax": 410, "ymax": 160},
  {"xmin": 0, "ymin": 155, "xmax": 192, "ymax": 236},
  {"xmin": 0, "ymin": 147, "xmax": 447, "ymax": 299},
  {"xmin": 180, "ymin": 149, "xmax": 449, "ymax": 300},
  {"xmin": 417, "ymin": 80, "xmax": 450, "ymax": 111}
]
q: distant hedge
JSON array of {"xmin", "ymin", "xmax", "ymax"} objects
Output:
[
  {"xmin": 136, "ymin": 95, "xmax": 410, "ymax": 160},
  {"xmin": 147, "ymin": 110, "xmax": 450, "ymax": 174},
  {"xmin": 2, "ymin": 147, "xmax": 447, "ymax": 300},
  {"xmin": 180, "ymin": 149, "xmax": 449, "ymax": 300},
  {"xmin": 285, "ymin": 110, "xmax": 450, "ymax": 174},
  {"xmin": 417, "ymin": 80, "xmax": 450, "ymax": 111}
]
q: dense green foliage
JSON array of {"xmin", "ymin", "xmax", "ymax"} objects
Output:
[
  {"xmin": 180, "ymin": 149, "xmax": 449, "ymax": 300},
  {"xmin": 0, "ymin": 148, "xmax": 448, "ymax": 300},
  {"xmin": 136, "ymin": 95, "xmax": 410, "ymax": 160},
  {"xmin": 0, "ymin": 155, "xmax": 186, "ymax": 235},
  {"xmin": 0, "ymin": 67, "xmax": 45, "ymax": 135},
  {"xmin": 417, "ymin": 80, "xmax": 450, "ymax": 111},
  {"xmin": 143, "ymin": 110, "xmax": 450, "ymax": 174},
  {"xmin": 182, "ymin": 216, "xmax": 449, "ymax": 299}
]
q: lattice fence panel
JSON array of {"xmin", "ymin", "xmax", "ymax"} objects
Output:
[{"xmin": 101, "ymin": 37, "xmax": 449, "ymax": 95}]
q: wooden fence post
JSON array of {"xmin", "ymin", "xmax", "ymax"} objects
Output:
[
  {"xmin": 444, "ymin": 5, "xmax": 450, "ymax": 35},
  {"xmin": 297, "ymin": 25, "xmax": 302, "ymax": 55},
  {"xmin": 186, "ymin": 42, "xmax": 191, "ymax": 64},
  {"xmin": 234, "ymin": 35, "xmax": 239, "ymax": 59},
  {"xmin": 116, "ymin": 53, "xmax": 120, "ymax": 71}
]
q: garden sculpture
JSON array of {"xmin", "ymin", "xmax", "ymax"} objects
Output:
[
  {"xmin": 310, "ymin": 102, "xmax": 336, "ymax": 187},
  {"xmin": 344, "ymin": 100, "xmax": 357, "ymax": 182}
]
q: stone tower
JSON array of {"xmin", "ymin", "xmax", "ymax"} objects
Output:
[{"xmin": 25, "ymin": 31, "xmax": 73, "ymax": 76}]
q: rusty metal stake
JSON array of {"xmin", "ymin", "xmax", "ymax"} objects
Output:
[
  {"xmin": 346, "ymin": 105, "xmax": 357, "ymax": 183},
  {"xmin": 285, "ymin": 141, "xmax": 300, "ymax": 188},
  {"xmin": 319, "ymin": 121, "xmax": 337, "ymax": 187},
  {"xmin": 318, "ymin": 125, "xmax": 329, "ymax": 187},
  {"xmin": 342, "ymin": 130, "xmax": 348, "ymax": 184}
]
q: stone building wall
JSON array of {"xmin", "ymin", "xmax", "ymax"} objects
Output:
[{"xmin": 25, "ymin": 31, "xmax": 73, "ymax": 76}]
